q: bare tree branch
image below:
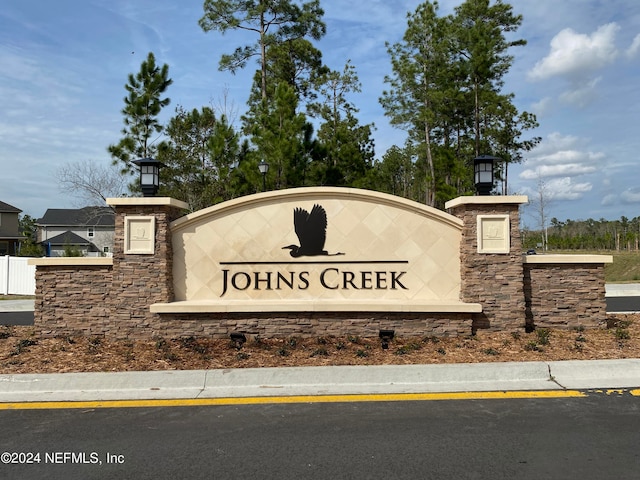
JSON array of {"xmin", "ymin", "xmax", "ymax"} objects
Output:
[{"xmin": 56, "ymin": 161, "xmax": 130, "ymax": 207}]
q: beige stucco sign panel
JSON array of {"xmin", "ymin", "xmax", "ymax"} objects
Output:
[
  {"xmin": 477, "ymin": 214, "xmax": 510, "ymax": 254},
  {"xmin": 124, "ymin": 216, "xmax": 155, "ymax": 254},
  {"xmin": 169, "ymin": 188, "xmax": 464, "ymax": 308}
]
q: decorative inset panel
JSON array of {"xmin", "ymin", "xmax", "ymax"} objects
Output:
[
  {"xmin": 124, "ymin": 216, "xmax": 155, "ymax": 254},
  {"xmin": 477, "ymin": 215, "xmax": 510, "ymax": 254}
]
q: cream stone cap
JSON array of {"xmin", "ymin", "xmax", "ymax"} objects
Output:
[
  {"xmin": 523, "ymin": 254, "xmax": 613, "ymax": 264},
  {"xmin": 29, "ymin": 257, "xmax": 113, "ymax": 266},
  {"xmin": 445, "ymin": 195, "xmax": 528, "ymax": 209},
  {"xmin": 106, "ymin": 197, "xmax": 189, "ymax": 209},
  {"xmin": 150, "ymin": 299, "xmax": 482, "ymax": 314}
]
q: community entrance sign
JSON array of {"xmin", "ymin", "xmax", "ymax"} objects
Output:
[
  {"xmin": 30, "ymin": 188, "xmax": 612, "ymax": 339},
  {"xmin": 163, "ymin": 187, "xmax": 473, "ymax": 312}
]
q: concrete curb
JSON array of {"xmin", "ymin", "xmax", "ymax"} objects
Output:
[
  {"xmin": 1, "ymin": 359, "xmax": 639, "ymax": 403},
  {"xmin": 199, "ymin": 363, "xmax": 555, "ymax": 398},
  {"xmin": 547, "ymin": 359, "xmax": 640, "ymax": 389},
  {"xmin": 0, "ymin": 370, "xmax": 207, "ymax": 402},
  {"xmin": 605, "ymin": 283, "xmax": 640, "ymax": 297}
]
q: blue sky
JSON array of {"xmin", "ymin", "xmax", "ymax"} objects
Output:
[{"xmin": 1, "ymin": 0, "xmax": 639, "ymax": 228}]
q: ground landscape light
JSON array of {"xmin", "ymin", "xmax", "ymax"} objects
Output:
[
  {"xmin": 230, "ymin": 332, "xmax": 247, "ymax": 349},
  {"xmin": 473, "ymin": 155, "xmax": 499, "ymax": 196},
  {"xmin": 132, "ymin": 157, "xmax": 164, "ymax": 197},
  {"xmin": 379, "ymin": 329, "xmax": 395, "ymax": 349}
]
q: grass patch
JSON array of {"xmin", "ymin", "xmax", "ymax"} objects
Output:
[
  {"xmin": 550, "ymin": 250, "xmax": 640, "ymax": 283},
  {"xmin": 482, "ymin": 347, "xmax": 500, "ymax": 356},
  {"xmin": 394, "ymin": 342, "xmax": 422, "ymax": 356},
  {"xmin": 11, "ymin": 339, "xmax": 38, "ymax": 356},
  {"xmin": 535, "ymin": 328, "xmax": 551, "ymax": 346},
  {"xmin": 604, "ymin": 251, "xmax": 640, "ymax": 283}
]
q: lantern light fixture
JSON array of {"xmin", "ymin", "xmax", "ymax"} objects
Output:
[
  {"xmin": 132, "ymin": 157, "xmax": 164, "ymax": 197},
  {"xmin": 258, "ymin": 160, "xmax": 269, "ymax": 192},
  {"xmin": 473, "ymin": 155, "xmax": 499, "ymax": 196}
]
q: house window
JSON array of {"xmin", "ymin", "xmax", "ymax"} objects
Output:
[
  {"xmin": 87, "ymin": 227, "xmax": 94, "ymax": 238},
  {"xmin": 103, "ymin": 246, "xmax": 110, "ymax": 253}
]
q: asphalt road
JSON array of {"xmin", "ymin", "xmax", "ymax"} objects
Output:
[
  {"xmin": 0, "ymin": 296, "xmax": 638, "ymax": 327},
  {"xmin": 606, "ymin": 296, "xmax": 640, "ymax": 313},
  {"xmin": 1, "ymin": 392, "xmax": 639, "ymax": 480},
  {"xmin": 0, "ymin": 311, "xmax": 33, "ymax": 325}
]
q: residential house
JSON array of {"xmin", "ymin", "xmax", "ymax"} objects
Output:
[
  {"xmin": 0, "ymin": 200, "xmax": 25, "ymax": 256},
  {"xmin": 37, "ymin": 207, "xmax": 115, "ymax": 257}
]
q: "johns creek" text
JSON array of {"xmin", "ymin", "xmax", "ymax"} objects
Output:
[{"xmin": 220, "ymin": 268, "xmax": 408, "ymax": 297}]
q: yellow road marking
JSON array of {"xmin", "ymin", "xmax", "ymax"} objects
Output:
[{"xmin": 0, "ymin": 390, "xmax": 586, "ymax": 410}]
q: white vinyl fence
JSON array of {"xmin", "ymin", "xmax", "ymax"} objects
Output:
[{"xmin": 0, "ymin": 256, "xmax": 36, "ymax": 295}]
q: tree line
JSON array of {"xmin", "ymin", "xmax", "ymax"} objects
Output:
[
  {"xmin": 522, "ymin": 217, "xmax": 640, "ymax": 252},
  {"xmin": 61, "ymin": 0, "xmax": 540, "ymax": 213}
]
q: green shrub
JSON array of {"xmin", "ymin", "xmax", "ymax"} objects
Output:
[{"xmin": 536, "ymin": 328, "xmax": 551, "ymax": 345}]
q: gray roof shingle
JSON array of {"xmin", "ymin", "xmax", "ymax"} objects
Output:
[
  {"xmin": 37, "ymin": 207, "xmax": 114, "ymax": 227},
  {"xmin": 0, "ymin": 200, "xmax": 22, "ymax": 213},
  {"xmin": 43, "ymin": 230, "xmax": 96, "ymax": 246}
]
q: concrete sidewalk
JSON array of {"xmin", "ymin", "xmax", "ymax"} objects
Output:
[
  {"xmin": 605, "ymin": 283, "xmax": 640, "ymax": 297},
  {"xmin": 0, "ymin": 300, "xmax": 34, "ymax": 312},
  {"xmin": 1, "ymin": 359, "xmax": 639, "ymax": 403}
]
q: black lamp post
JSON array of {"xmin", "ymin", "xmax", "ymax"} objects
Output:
[
  {"xmin": 258, "ymin": 160, "xmax": 269, "ymax": 192},
  {"xmin": 473, "ymin": 155, "xmax": 499, "ymax": 196},
  {"xmin": 132, "ymin": 158, "xmax": 164, "ymax": 197}
]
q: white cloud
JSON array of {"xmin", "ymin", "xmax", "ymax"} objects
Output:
[
  {"xmin": 621, "ymin": 187, "xmax": 640, "ymax": 204},
  {"xmin": 558, "ymin": 77, "xmax": 601, "ymax": 107},
  {"xmin": 528, "ymin": 23, "xmax": 620, "ymax": 81},
  {"xmin": 626, "ymin": 33, "xmax": 640, "ymax": 58},
  {"xmin": 522, "ymin": 132, "xmax": 605, "ymax": 174},
  {"xmin": 519, "ymin": 176, "xmax": 593, "ymax": 202},
  {"xmin": 532, "ymin": 148, "xmax": 605, "ymax": 166},
  {"xmin": 520, "ymin": 164, "xmax": 597, "ymax": 179},
  {"xmin": 546, "ymin": 177, "xmax": 593, "ymax": 200},
  {"xmin": 519, "ymin": 132, "xmax": 605, "ymax": 202},
  {"xmin": 530, "ymin": 132, "xmax": 580, "ymax": 155},
  {"xmin": 531, "ymin": 96, "xmax": 553, "ymax": 116}
]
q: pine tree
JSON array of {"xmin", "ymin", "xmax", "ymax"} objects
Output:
[
  {"xmin": 309, "ymin": 61, "xmax": 375, "ymax": 186},
  {"xmin": 199, "ymin": 0, "xmax": 325, "ymax": 101},
  {"xmin": 250, "ymin": 83, "xmax": 308, "ymax": 190},
  {"xmin": 381, "ymin": 0, "xmax": 537, "ymax": 206},
  {"xmin": 108, "ymin": 52, "xmax": 172, "ymax": 174}
]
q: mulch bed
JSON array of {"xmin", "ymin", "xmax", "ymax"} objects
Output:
[{"xmin": 1, "ymin": 315, "xmax": 638, "ymax": 374}]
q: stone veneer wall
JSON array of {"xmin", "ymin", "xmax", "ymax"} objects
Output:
[
  {"xmin": 32, "ymin": 198, "xmax": 474, "ymax": 339},
  {"xmin": 33, "ymin": 201, "xmax": 186, "ymax": 339},
  {"xmin": 148, "ymin": 312, "xmax": 472, "ymax": 340},
  {"xmin": 33, "ymin": 270, "xmax": 473, "ymax": 340},
  {"xmin": 32, "ymin": 194, "xmax": 611, "ymax": 339},
  {"xmin": 108, "ymin": 204, "xmax": 182, "ymax": 337},
  {"xmin": 524, "ymin": 263, "xmax": 608, "ymax": 329},
  {"xmin": 34, "ymin": 264, "xmax": 113, "ymax": 336},
  {"xmin": 447, "ymin": 201, "xmax": 526, "ymax": 332}
]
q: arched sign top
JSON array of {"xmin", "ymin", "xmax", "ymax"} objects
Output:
[
  {"xmin": 171, "ymin": 187, "xmax": 463, "ymax": 232},
  {"xmin": 170, "ymin": 187, "xmax": 465, "ymax": 307}
]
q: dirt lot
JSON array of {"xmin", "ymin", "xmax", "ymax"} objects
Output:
[{"xmin": 0, "ymin": 314, "xmax": 638, "ymax": 374}]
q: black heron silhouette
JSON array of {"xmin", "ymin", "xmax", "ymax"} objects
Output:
[{"xmin": 282, "ymin": 204, "xmax": 344, "ymax": 258}]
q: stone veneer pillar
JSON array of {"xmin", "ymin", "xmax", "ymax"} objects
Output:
[
  {"xmin": 105, "ymin": 197, "xmax": 188, "ymax": 336},
  {"xmin": 445, "ymin": 195, "xmax": 528, "ymax": 332}
]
